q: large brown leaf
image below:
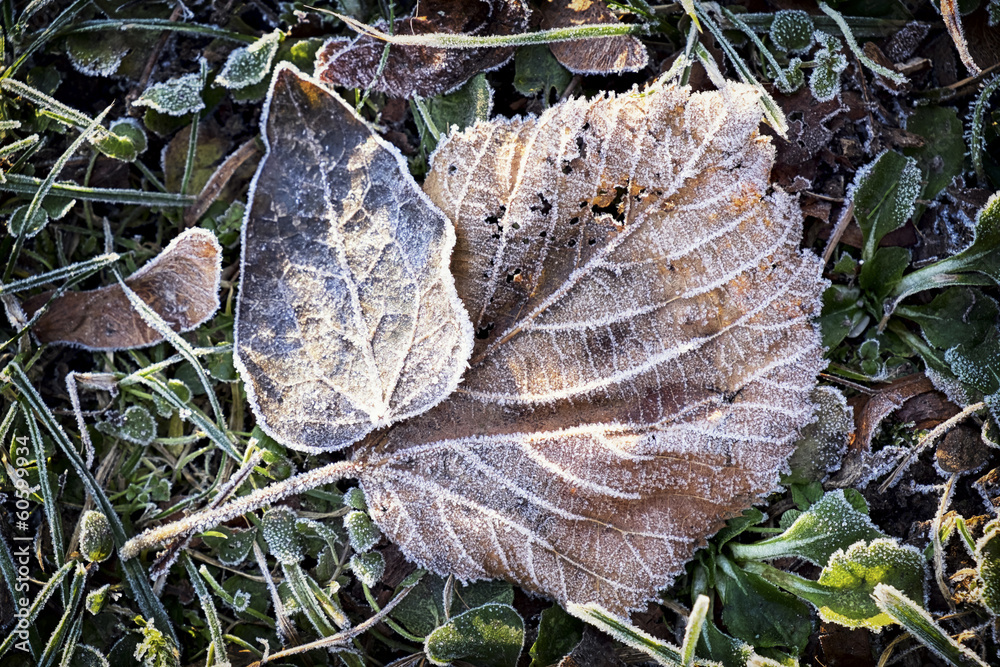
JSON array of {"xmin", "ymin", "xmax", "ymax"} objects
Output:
[
  {"xmin": 315, "ymin": 0, "xmax": 530, "ymax": 98},
  {"xmin": 24, "ymin": 228, "xmax": 221, "ymax": 350},
  {"xmin": 234, "ymin": 64, "xmax": 473, "ymax": 453},
  {"xmin": 351, "ymin": 82, "xmax": 827, "ymax": 614},
  {"xmin": 230, "ymin": 68, "xmax": 826, "ymax": 616}
]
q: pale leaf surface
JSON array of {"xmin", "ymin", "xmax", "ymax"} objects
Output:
[
  {"xmin": 353, "ymin": 82, "xmax": 827, "ymax": 615},
  {"xmin": 539, "ymin": 0, "xmax": 648, "ymax": 74},
  {"xmin": 235, "ymin": 64, "xmax": 473, "ymax": 453},
  {"xmin": 25, "ymin": 228, "xmax": 221, "ymax": 350},
  {"xmin": 314, "ymin": 0, "xmax": 530, "ymax": 98}
]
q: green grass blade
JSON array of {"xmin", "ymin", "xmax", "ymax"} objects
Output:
[
  {"xmin": 182, "ymin": 553, "xmax": 227, "ymax": 666},
  {"xmin": 872, "ymin": 584, "xmax": 988, "ymax": 667},
  {"xmin": 58, "ymin": 19, "xmax": 256, "ymax": 43},
  {"xmin": 0, "ymin": 559, "xmax": 74, "ymax": 660},
  {"xmin": 112, "ymin": 268, "xmax": 227, "ymax": 431},
  {"xmin": 25, "ymin": 414, "xmax": 67, "ymax": 580},
  {"xmin": 38, "ymin": 563, "xmax": 86, "ymax": 667},
  {"xmin": 567, "ymin": 603, "xmax": 685, "ymax": 666},
  {"xmin": 0, "ymin": 253, "xmax": 119, "ymax": 295},
  {"xmin": 0, "ymin": 173, "xmax": 194, "ymax": 206},
  {"xmin": 2, "ymin": 362, "xmax": 178, "ymax": 645}
]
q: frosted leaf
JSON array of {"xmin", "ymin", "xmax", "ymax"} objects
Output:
[
  {"xmin": 66, "ymin": 31, "xmax": 131, "ymax": 77},
  {"xmin": 235, "ymin": 65, "xmax": 473, "ymax": 452},
  {"xmin": 133, "ymin": 66, "xmax": 206, "ymax": 116},
  {"xmin": 314, "ymin": 0, "xmax": 530, "ymax": 98},
  {"xmin": 769, "ymin": 10, "xmax": 814, "ymax": 53},
  {"xmin": 353, "ymin": 80, "xmax": 827, "ymax": 615},
  {"xmin": 785, "ymin": 386, "xmax": 851, "ymax": 484},
  {"xmin": 7, "ymin": 204, "xmax": 48, "ymax": 238},
  {"xmin": 97, "ymin": 405, "xmax": 157, "ymax": 446},
  {"xmin": 816, "ymin": 538, "xmax": 927, "ymax": 630},
  {"xmin": 539, "ymin": 0, "xmax": 648, "ymax": 74},
  {"xmin": 217, "ymin": 30, "xmax": 282, "ymax": 90},
  {"xmin": 108, "ymin": 118, "xmax": 148, "ymax": 163},
  {"xmin": 260, "ymin": 507, "xmax": 304, "ymax": 565},
  {"xmin": 349, "ymin": 551, "xmax": 385, "ymax": 588},
  {"xmin": 24, "ymin": 228, "xmax": 222, "ymax": 351},
  {"xmin": 809, "ymin": 34, "xmax": 848, "ymax": 103},
  {"xmin": 343, "ymin": 486, "xmax": 368, "ymax": 511},
  {"xmin": 344, "ymin": 510, "xmax": 381, "ymax": 552}
]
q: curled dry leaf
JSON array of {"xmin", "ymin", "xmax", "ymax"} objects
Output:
[
  {"xmin": 539, "ymin": 0, "xmax": 648, "ymax": 74},
  {"xmin": 234, "ymin": 64, "xmax": 473, "ymax": 453},
  {"xmin": 153, "ymin": 68, "xmax": 826, "ymax": 616},
  {"xmin": 315, "ymin": 0, "xmax": 530, "ymax": 98},
  {"xmin": 355, "ymin": 80, "xmax": 827, "ymax": 614},
  {"xmin": 24, "ymin": 228, "xmax": 221, "ymax": 350}
]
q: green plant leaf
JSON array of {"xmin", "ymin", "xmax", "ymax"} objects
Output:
[
  {"xmin": 716, "ymin": 558, "xmax": 813, "ymax": 651},
  {"xmin": 529, "ymin": 604, "xmax": 583, "ymax": 667},
  {"xmin": 349, "ymin": 551, "xmax": 385, "ymax": 588},
  {"xmin": 891, "ymin": 191, "xmax": 1000, "ymax": 303},
  {"xmin": 133, "ymin": 63, "xmax": 207, "ymax": 116},
  {"xmin": 895, "ymin": 287, "xmax": 1000, "ymax": 350},
  {"xmin": 729, "ymin": 490, "xmax": 884, "ymax": 565},
  {"xmin": 819, "ymin": 284, "xmax": 865, "ymax": 349},
  {"xmin": 392, "ymin": 576, "xmax": 514, "ymax": 639},
  {"xmin": 260, "ymin": 506, "xmax": 304, "ymax": 565},
  {"xmin": 424, "ymin": 602, "xmax": 524, "ymax": 667},
  {"xmin": 96, "ymin": 405, "xmax": 156, "ymax": 446},
  {"xmin": 814, "ymin": 539, "xmax": 926, "ymax": 629},
  {"xmin": 217, "ymin": 29, "xmax": 283, "ymax": 90},
  {"xmin": 860, "ymin": 246, "xmax": 911, "ymax": 303},
  {"xmin": 513, "ymin": 45, "xmax": 572, "ymax": 99},
  {"xmin": 903, "ymin": 106, "xmax": 965, "ymax": 206},
  {"xmin": 851, "ymin": 150, "xmax": 920, "ymax": 265},
  {"xmin": 343, "ymin": 510, "xmax": 381, "ymax": 553},
  {"xmin": 769, "ymin": 10, "xmax": 814, "ymax": 52}
]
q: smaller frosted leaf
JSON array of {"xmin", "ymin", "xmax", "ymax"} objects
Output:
[
  {"xmin": 133, "ymin": 67, "xmax": 206, "ymax": 116},
  {"xmin": 86, "ymin": 584, "xmax": 112, "ymax": 615},
  {"xmin": 261, "ymin": 507, "xmax": 304, "ymax": 565},
  {"xmin": 816, "ymin": 538, "xmax": 926, "ymax": 629},
  {"xmin": 235, "ymin": 64, "xmax": 473, "ymax": 453},
  {"xmin": 80, "ymin": 510, "xmax": 114, "ymax": 563},
  {"xmin": 24, "ymin": 228, "xmax": 222, "ymax": 350},
  {"xmin": 202, "ymin": 526, "xmax": 257, "ymax": 566},
  {"xmin": 770, "ymin": 10, "xmax": 814, "ymax": 53},
  {"xmin": 809, "ymin": 34, "xmax": 847, "ymax": 102},
  {"xmin": 97, "ymin": 405, "xmax": 157, "ymax": 445},
  {"xmin": 730, "ymin": 490, "xmax": 884, "ymax": 565},
  {"xmin": 343, "ymin": 487, "xmax": 368, "ymax": 511},
  {"xmin": 975, "ymin": 519, "xmax": 1000, "ymax": 613},
  {"xmin": 7, "ymin": 204, "xmax": 48, "ymax": 239},
  {"xmin": 105, "ymin": 118, "xmax": 148, "ymax": 163},
  {"xmin": 217, "ymin": 30, "xmax": 282, "ymax": 90},
  {"xmin": 315, "ymin": 0, "xmax": 530, "ymax": 98},
  {"xmin": 424, "ymin": 603, "xmax": 524, "ymax": 667},
  {"xmin": 349, "ymin": 551, "xmax": 385, "ymax": 588},
  {"xmin": 344, "ymin": 510, "xmax": 381, "ymax": 552},
  {"xmin": 785, "ymin": 386, "xmax": 851, "ymax": 484},
  {"xmin": 41, "ymin": 196, "xmax": 75, "ymax": 221},
  {"xmin": 66, "ymin": 31, "xmax": 131, "ymax": 77}
]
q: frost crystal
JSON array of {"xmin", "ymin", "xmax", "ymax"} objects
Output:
[{"xmin": 217, "ymin": 30, "xmax": 282, "ymax": 90}]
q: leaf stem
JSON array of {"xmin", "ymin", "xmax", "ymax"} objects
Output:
[{"xmin": 121, "ymin": 459, "xmax": 363, "ymax": 559}]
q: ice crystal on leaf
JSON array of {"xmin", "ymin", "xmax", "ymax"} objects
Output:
[
  {"xmin": 132, "ymin": 66, "xmax": 206, "ymax": 116},
  {"xmin": 217, "ymin": 30, "xmax": 282, "ymax": 90},
  {"xmin": 230, "ymin": 66, "xmax": 827, "ymax": 616}
]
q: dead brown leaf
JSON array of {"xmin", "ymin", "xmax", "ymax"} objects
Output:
[
  {"xmin": 539, "ymin": 0, "xmax": 647, "ymax": 74},
  {"xmin": 24, "ymin": 228, "xmax": 222, "ymax": 350},
  {"xmin": 315, "ymin": 0, "xmax": 530, "ymax": 98}
]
